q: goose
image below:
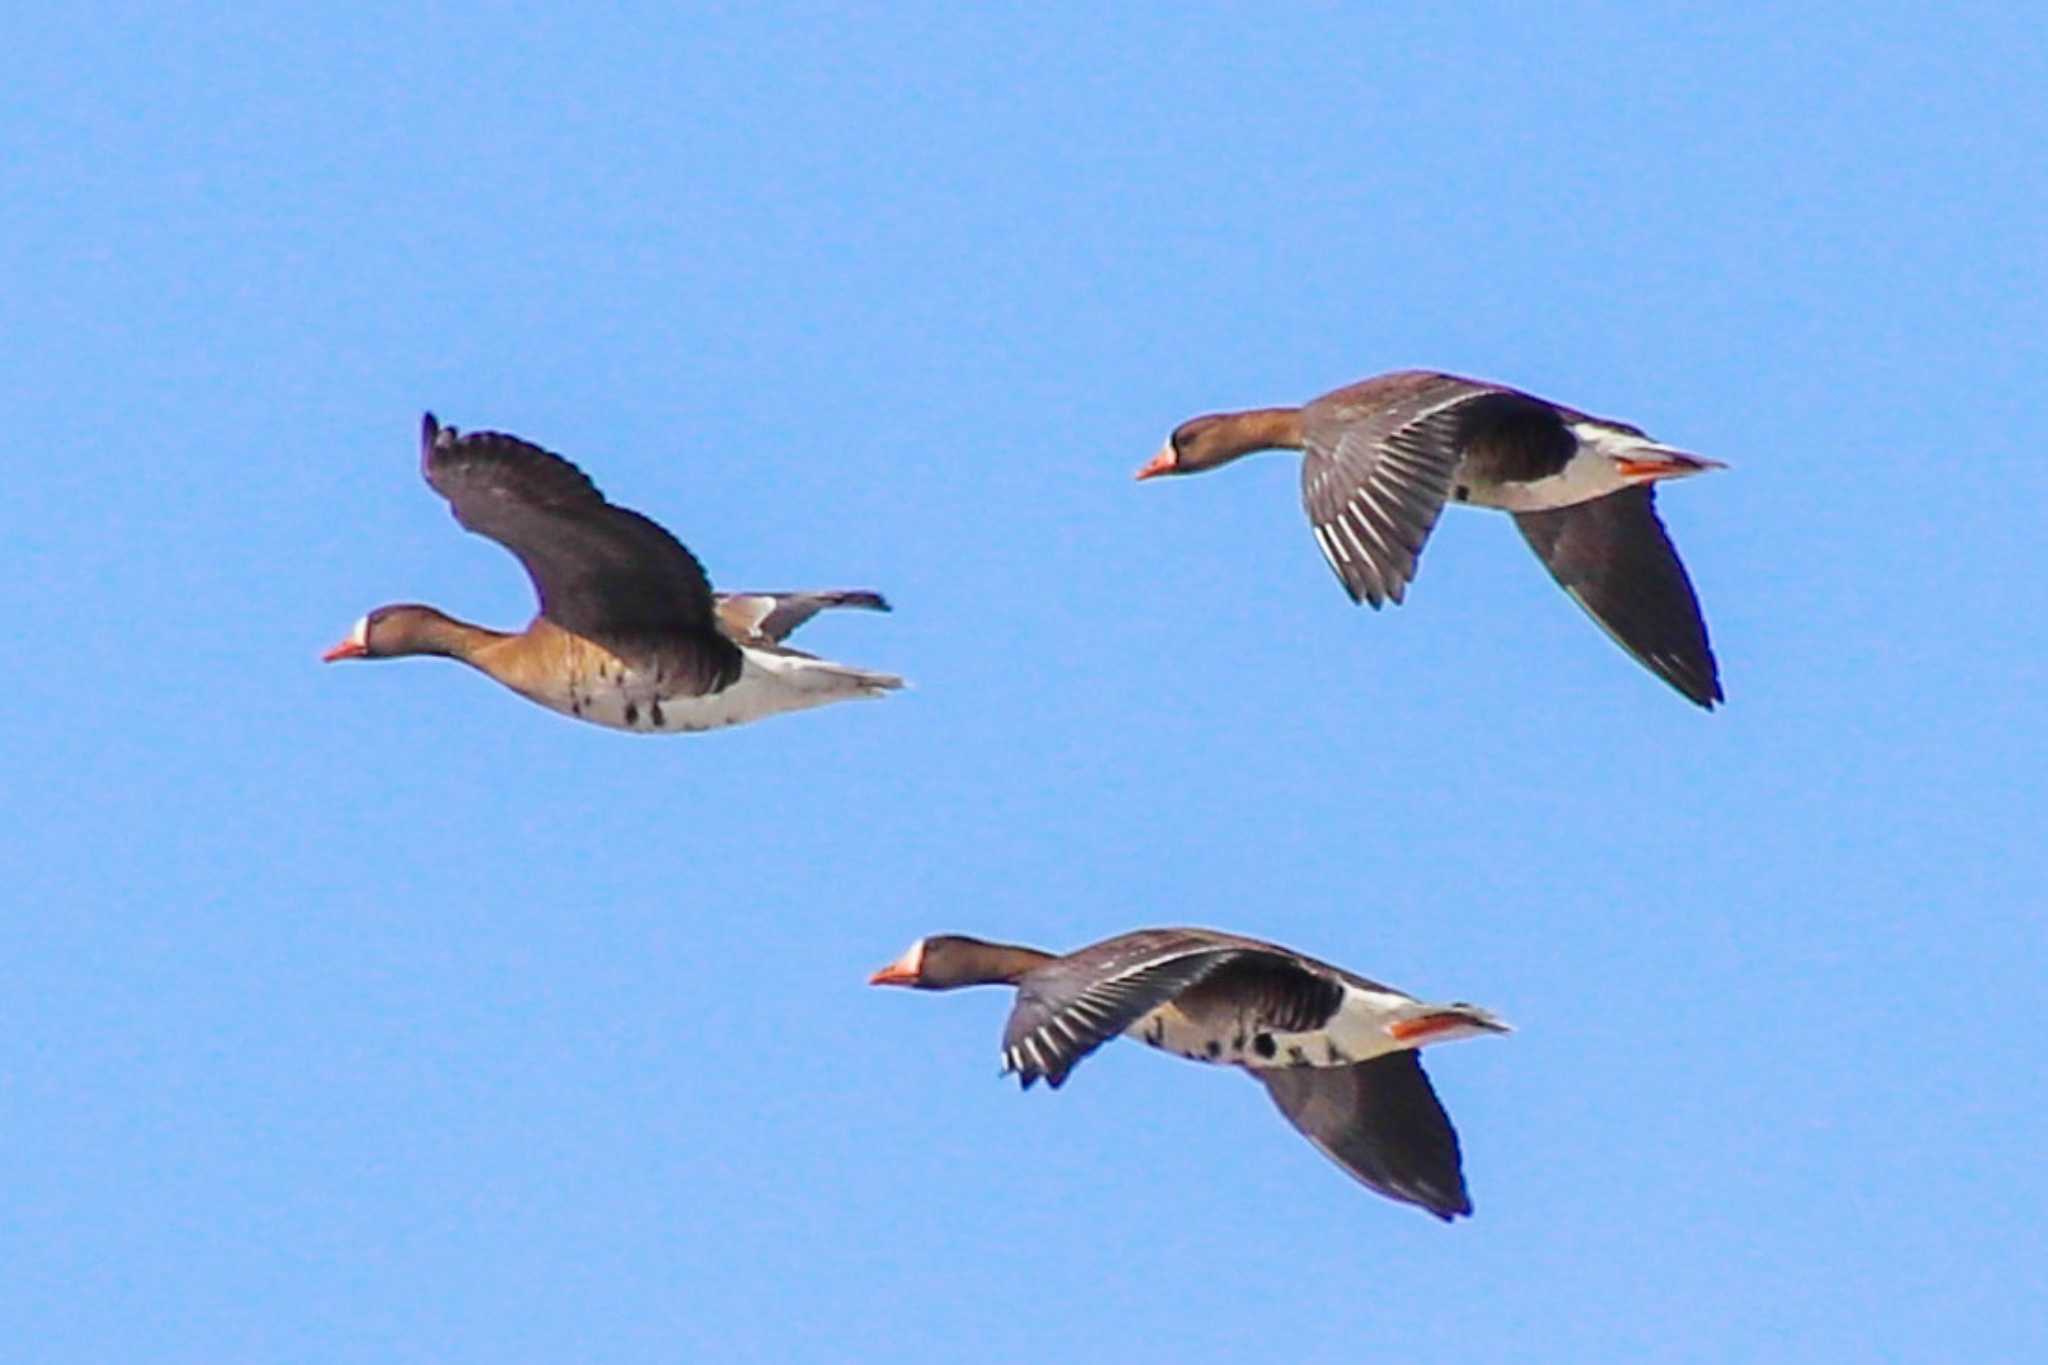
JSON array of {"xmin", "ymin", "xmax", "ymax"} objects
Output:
[
  {"xmin": 871, "ymin": 927, "xmax": 1507, "ymax": 1220},
  {"xmin": 1140, "ymin": 370, "xmax": 1724, "ymax": 707},
  {"xmin": 323, "ymin": 414, "xmax": 902, "ymax": 733}
]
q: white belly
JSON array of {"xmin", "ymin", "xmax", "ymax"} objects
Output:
[
  {"xmin": 1125, "ymin": 989, "xmax": 1415, "ymax": 1071},
  {"xmin": 524, "ymin": 646, "xmax": 899, "ymax": 735}
]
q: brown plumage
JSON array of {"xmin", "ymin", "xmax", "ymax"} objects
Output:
[
  {"xmin": 1141, "ymin": 369, "xmax": 1725, "ymax": 708},
  {"xmin": 872, "ymin": 927, "xmax": 1508, "ymax": 1220},
  {"xmin": 323, "ymin": 414, "xmax": 902, "ymax": 733}
]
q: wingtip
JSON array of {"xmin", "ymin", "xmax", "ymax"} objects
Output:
[
  {"xmin": 842, "ymin": 590, "xmax": 891, "ymax": 614},
  {"xmin": 420, "ymin": 411, "xmax": 456, "ymax": 466},
  {"xmin": 1003, "ymin": 1055, "xmax": 1059, "ymax": 1091},
  {"xmin": 1409, "ymin": 1182, "xmax": 1472, "ymax": 1221},
  {"xmin": 1339, "ymin": 574, "xmax": 1392, "ymax": 610},
  {"xmin": 1660, "ymin": 653, "xmax": 1724, "ymax": 710},
  {"xmin": 1675, "ymin": 669, "xmax": 1724, "ymax": 710}
]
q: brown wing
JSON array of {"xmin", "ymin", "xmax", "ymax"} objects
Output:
[
  {"xmin": 1513, "ymin": 484, "xmax": 1722, "ymax": 708},
  {"xmin": 420, "ymin": 414, "xmax": 740, "ymax": 691},
  {"xmin": 1000, "ymin": 929, "xmax": 1354, "ymax": 1090},
  {"xmin": 714, "ymin": 590, "xmax": 890, "ymax": 645},
  {"xmin": 1300, "ymin": 376, "xmax": 1575, "ymax": 607},
  {"xmin": 1001, "ymin": 946, "xmax": 1245, "ymax": 1090},
  {"xmin": 1260, "ymin": 1052, "xmax": 1473, "ymax": 1220}
]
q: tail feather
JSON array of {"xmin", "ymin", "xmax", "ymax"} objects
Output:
[
  {"xmin": 745, "ymin": 645, "xmax": 905, "ymax": 697},
  {"xmin": 1569, "ymin": 422, "xmax": 1722, "ymax": 472}
]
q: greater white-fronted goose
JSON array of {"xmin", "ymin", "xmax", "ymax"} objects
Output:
[
  {"xmin": 870, "ymin": 927, "xmax": 1508, "ymax": 1221},
  {"xmin": 323, "ymin": 414, "xmax": 903, "ymax": 733},
  {"xmin": 1140, "ymin": 370, "xmax": 1725, "ymax": 708}
]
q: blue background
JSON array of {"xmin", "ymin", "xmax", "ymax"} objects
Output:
[{"xmin": 5, "ymin": 4, "xmax": 2042, "ymax": 1361}]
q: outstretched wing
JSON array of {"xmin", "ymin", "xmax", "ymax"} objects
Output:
[
  {"xmin": 1001, "ymin": 946, "xmax": 1247, "ymax": 1090},
  {"xmin": 1301, "ymin": 377, "xmax": 1575, "ymax": 608},
  {"xmin": 1514, "ymin": 484, "xmax": 1722, "ymax": 708},
  {"xmin": 715, "ymin": 590, "xmax": 890, "ymax": 644},
  {"xmin": 420, "ymin": 414, "xmax": 739, "ymax": 690},
  {"xmin": 1260, "ymin": 1052, "xmax": 1472, "ymax": 1220}
]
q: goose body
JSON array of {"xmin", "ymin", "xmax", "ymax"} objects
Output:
[
  {"xmin": 1128, "ymin": 975, "xmax": 1449, "ymax": 1071},
  {"xmin": 1142, "ymin": 369, "xmax": 1725, "ymax": 708},
  {"xmin": 324, "ymin": 415, "xmax": 901, "ymax": 734},
  {"xmin": 871, "ymin": 927, "xmax": 1508, "ymax": 1220}
]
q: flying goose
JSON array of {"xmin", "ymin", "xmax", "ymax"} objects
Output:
[
  {"xmin": 323, "ymin": 414, "xmax": 902, "ymax": 733},
  {"xmin": 871, "ymin": 927, "xmax": 1508, "ymax": 1220},
  {"xmin": 1140, "ymin": 370, "xmax": 1725, "ymax": 707}
]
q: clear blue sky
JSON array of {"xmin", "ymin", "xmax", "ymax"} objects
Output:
[{"xmin": 5, "ymin": 4, "xmax": 2042, "ymax": 1361}]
